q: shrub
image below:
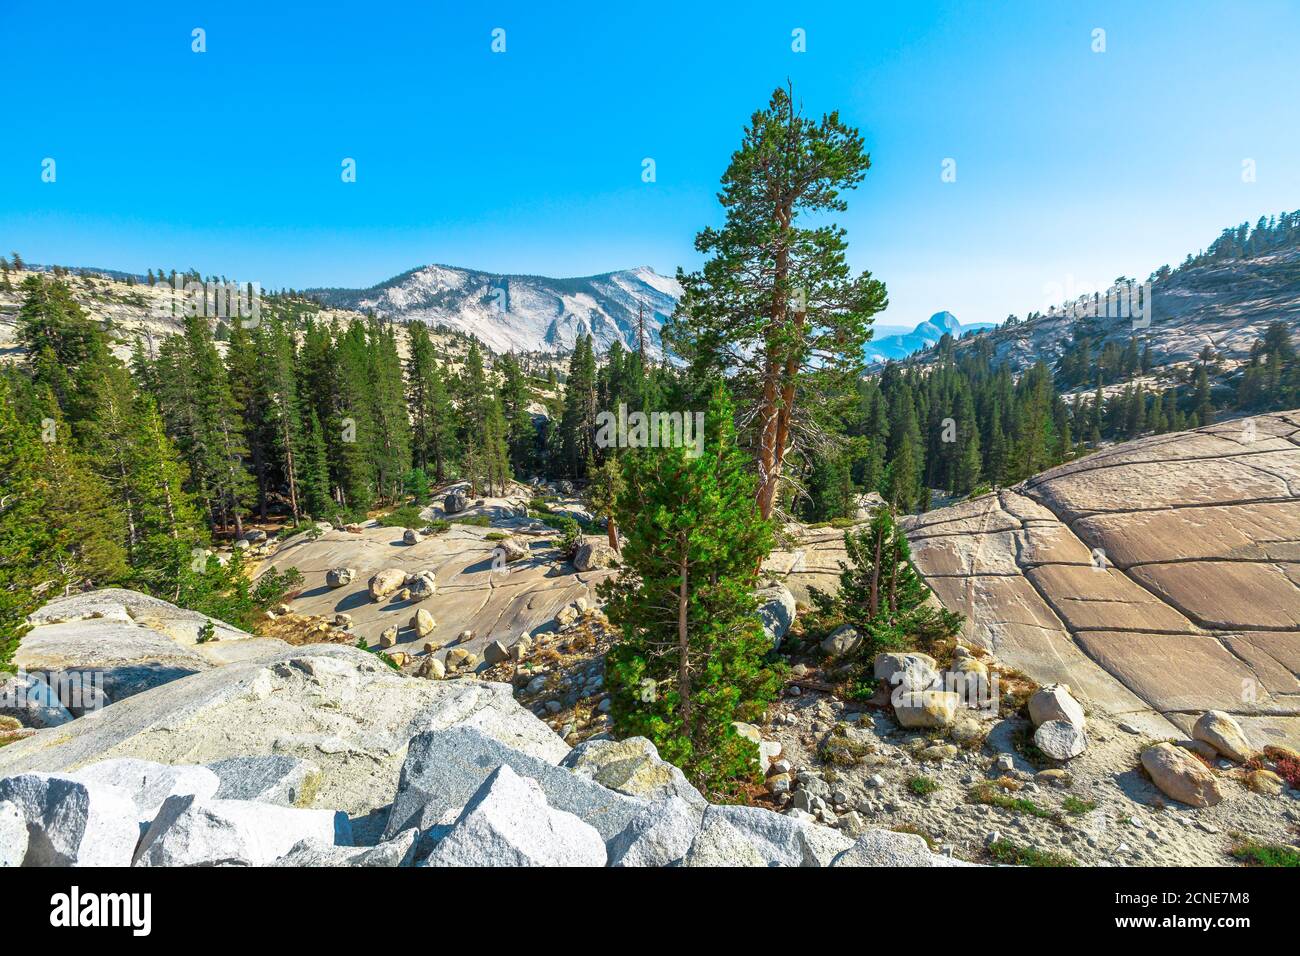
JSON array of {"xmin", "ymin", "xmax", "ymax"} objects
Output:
[
  {"xmin": 1062, "ymin": 796, "xmax": 1097, "ymax": 815},
  {"xmin": 377, "ymin": 505, "xmax": 426, "ymax": 529},
  {"xmin": 908, "ymin": 775, "xmax": 940, "ymax": 796},
  {"xmin": 987, "ymin": 839, "xmax": 1076, "ymax": 867},
  {"xmin": 806, "ymin": 507, "xmax": 963, "ymax": 693},
  {"xmin": 1229, "ymin": 839, "xmax": 1300, "ymax": 867},
  {"xmin": 1264, "ymin": 747, "xmax": 1300, "ymax": 788},
  {"xmin": 449, "ymin": 514, "xmax": 490, "ymax": 527},
  {"xmin": 176, "ymin": 547, "xmax": 303, "ymax": 634},
  {"xmin": 969, "ymin": 781, "xmax": 1058, "ymax": 821}
]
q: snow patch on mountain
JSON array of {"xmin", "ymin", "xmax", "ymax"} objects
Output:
[{"xmin": 310, "ymin": 265, "xmax": 682, "ymax": 356}]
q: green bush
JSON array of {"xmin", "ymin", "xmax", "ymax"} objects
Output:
[
  {"xmin": 1230, "ymin": 839, "xmax": 1300, "ymax": 867},
  {"xmin": 987, "ymin": 839, "xmax": 1076, "ymax": 867},
  {"xmin": 908, "ymin": 775, "xmax": 940, "ymax": 796},
  {"xmin": 377, "ymin": 505, "xmax": 426, "ymax": 529},
  {"xmin": 549, "ymin": 516, "xmax": 582, "ymax": 557},
  {"xmin": 450, "ymin": 515, "xmax": 491, "ymax": 527}
]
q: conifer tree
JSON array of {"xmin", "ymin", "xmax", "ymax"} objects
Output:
[
  {"xmin": 366, "ymin": 319, "xmax": 412, "ymax": 504},
  {"xmin": 585, "ymin": 452, "xmax": 625, "ymax": 550},
  {"xmin": 406, "ymin": 322, "xmax": 455, "ymax": 481},
  {"xmin": 33, "ymin": 408, "xmax": 128, "ymax": 595},
  {"xmin": 0, "ymin": 377, "xmax": 52, "ymax": 668},
  {"xmin": 600, "ymin": 387, "xmax": 781, "ymax": 795},
  {"xmin": 811, "ymin": 507, "xmax": 963, "ymax": 663},
  {"xmin": 558, "ymin": 335, "xmax": 597, "ymax": 478},
  {"xmin": 667, "ymin": 85, "xmax": 887, "ymax": 520}
]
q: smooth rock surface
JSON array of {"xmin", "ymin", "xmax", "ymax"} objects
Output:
[
  {"xmin": 384, "ymin": 726, "xmax": 640, "ymax": 843},
  {"xmin": 0, "ymin": 772, "xmax": 140, "ymax": 866},
  {"xmin": 1141, "ymin": 742, "xmax": 1225, "ymax": 807},
  {"xmin": 134, "ymin": 793, "xmax": 352, "ymax": 867},
  {"xmin": 207, "ymin": 756, "xmax": 323, "ymax": 807},
  {"xmin": 422, "ymin": 764, "xmax": 606, "ymax": 867}
]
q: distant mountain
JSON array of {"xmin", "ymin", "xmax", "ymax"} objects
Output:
[
  {"xmin": 911, "ymin": 212, "xmax": 1300, "ymax": 378},
  {"xmin": 865, "ymin": 312, "xmax": 993, "ymax": 363},
  {"xmin": 308, "ymin": 265, "xmax": 681, "ymax": 356}
]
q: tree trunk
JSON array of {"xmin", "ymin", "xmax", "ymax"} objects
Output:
[
  {"xmin": 607, "ymin": 516, "xmax": 619, "ymax": 551},
  {"xmin": 677, "ymin": 546, "xmax": 691, "ymax": 732}
]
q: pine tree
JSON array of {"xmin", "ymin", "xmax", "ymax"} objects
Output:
[
  {"xmin": 585, "ymin": 452, "xmax": 625, "ymax": 550},
  {"xmin": 667, "ymin": 85, "xmax": 887, "ymax": 520},
  {"xmin": 0, "ymin": 377, "xmax": 52, "ymax": 668},
  {"xmin": 600, "ymin": 387, "xmax": 781, "ymax": 796},
  {"xmin": 33, "ymin": 409, "xmax": 129, "ymax": 595},
  {"xmin": 406, "ymin": 322, "xmax": 455, "ymax": 482},
  {"xmin": 366, "ymin": 319, "xmax": 412, "ymax": 505},
  {"xmin": 811, "ymin": 507, "xmax": 963, "ymax": 665},
  {"xmin": 558, "ymin": 335, "xmax": 597, "ymax": 478}
]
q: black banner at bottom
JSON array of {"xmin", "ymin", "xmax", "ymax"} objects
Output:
[{"xmin": 5, "ymin": 864, "xmax": 1283, "ymax": 941}]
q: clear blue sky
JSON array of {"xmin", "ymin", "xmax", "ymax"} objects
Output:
[{"xmin": 2, "ymin": 0, "xmax": 1298, "ymax": 328}]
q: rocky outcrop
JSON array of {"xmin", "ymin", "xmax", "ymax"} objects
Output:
[
  {"xmin": 423, "ymin": 764, "xmax": 607, "ymax": 867},
  {"xmin": 897, "ymin": 414, "xmax": 1299, "ymax": 750},
  {"xmin": 256, "ymin": 519, "xmax": 612, "ymax": 669},
  {"xmin": 8, "ymin": 589, "xmax": 277, "ymax": 716},
  {"xmin": 0, "ymin": 642, "xmax": 568, "ymax": 815}
]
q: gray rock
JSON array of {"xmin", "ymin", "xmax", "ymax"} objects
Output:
[
  {"xmin": 873, "ymin": 652, "xmax": 939, "ymax": 689},
  {"xmin": 368, "ymin": 568, "xmax": 407, "ymax": 602},
  {"xmin": 561, "ymin": 736, "xmax": 706, "ymax": 808},
  {"xmin": 444, "ymin": 490, "xmax": 467, "ymax": 514},
  {"xmin": 1033, "ymin": 719, "xmax": 1087, "ymax": 761},
  {"xmin": 1028, "ymin": 683, "xmax": 1086, "ymax": 730},
  {"xmin": 682, "ymin": 804, "xmax": 853, "ymax": 867},
  {"xmin": 831, "ymin": 829, "xmax": 976, "ymax": 866},
  {"xmin": 405, "ymin": 570, "xmax": 437, "ymax": 602},
  {"xmin": 134, "ymin": 793, "xmax": 352, "ymax": 867},
  {"xmin": 1192, "ymin": 710, "xmax": 1256, "ymax": 763},
  {"xmin": 207, "ymin": 756, "xmax": 323, "ymax": 807},
  {"xmin": 325, "ymin": 568, "xmax": 356, "ymax": 588},
  {"xmin": 402, "ymin": 528, "xmax": 423, "ymax": 545},
  {"xmin": 423, "ymin": 764, "xmax": 606, "ymax": 867},
  {"xmin": 495, "ymin": 537, "xmax": 531, "ymax": 564},
  {"xmin": 0, "ymin": 772, "xmax": 140, "ymax": 866},
  {"xmin": 607, "ymin": 796, "xmax": 704, "ymax": 867},
  {"xmin": 273, "ymin": 828, "xmax": 419, "ymax": 867},
  {"xmin": 0, "ymin": 799, "xmax": 27, "ymax": 867},
  {"xmin": 69, "ymin": 758, "xmax": 220, "ymax": 820},
  {"xmin": 384, "ymin": 726, "xmax": 640, "ymax": 843},
  {"xmin": 573, "ymin": 541, "xmax": 618, "ymax": 572},
  {"xmin": 0, "ymin": 643, "xmax": 568, "ymax": 817},
  {"xmin": 755, "ymin": 583, "xmax": 797, "ymax": 646},
  {"xmin": 483, "ymin": 640, "xmax": 510, "ymax": 665},
  {"xmin": 821, "ymin": 624, "xmax": 863, "ymax": 659},
  {"xmin": 0, "ymin": 671, "xmax": 73, "ymax": 728}
]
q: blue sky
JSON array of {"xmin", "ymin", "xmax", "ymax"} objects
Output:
[{"xmin": 2, "ymin": 0, "xmax": 1298, "ymax": 329}]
